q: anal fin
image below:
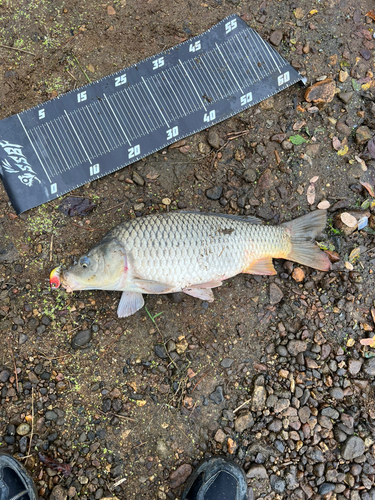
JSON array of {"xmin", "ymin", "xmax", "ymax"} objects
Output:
[
  {"xmin": 117, "ymin": 291, "xmax": 144, "ymax": 318},
  {"xmin": 243, "ymin": 258, "xmax": 277, "ymax": 276},
  {"xmin": 183, "ymin": 287, "xmax": 214, "ymax": 302}
]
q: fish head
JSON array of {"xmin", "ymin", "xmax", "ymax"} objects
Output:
[{"xmin": 50, "ymin": 239, "xmax": 128, "ymax": 292}]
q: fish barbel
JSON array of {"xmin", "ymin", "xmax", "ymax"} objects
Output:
[{"xmin": 50, "ymin": 210, "xmax": 331, "ymax": 317}]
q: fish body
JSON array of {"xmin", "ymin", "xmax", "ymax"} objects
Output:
[{"xmin": 50, "ymin": 210, "xmax": 331, "ymax": 317}]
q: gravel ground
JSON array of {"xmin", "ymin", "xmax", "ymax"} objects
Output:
[{"xmin": 1, "ymin": 0, "xmax": 375, "ymax": 499}]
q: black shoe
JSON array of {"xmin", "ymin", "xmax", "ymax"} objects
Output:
[
  {"xmin": 0, "ymin": 455, "xmax": 37, "ymax": 500},
  {"xmin": 181, "ymin": 457, "xmax": 248, "ymax": 500}
]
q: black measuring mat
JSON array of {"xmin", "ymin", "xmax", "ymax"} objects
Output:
[{"xmin": 0, "ymin": 14, "xmax": 303, "ymax": 214}]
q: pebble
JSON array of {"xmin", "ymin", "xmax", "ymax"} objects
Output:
[
  {"xmin": 221, "ymin": 358, "xmax": 234, "ymax": 368},
  {"xmin": 338, "ymin": 91, "xmax": 354, "ymax": 104},
  {"xmin": 18, "ymin": 333, "xmax": 28, "ymax": 345},
  {"xmin": 207, "ymin": 130, "xmax": 221, "ymax": 149},
  {"xmin": 251, "ymin": 377, "xmax": 267, "ymax": 411},
  {"xmin": 269, "ymin": 283, "xmax": 283, "ymax": 305},
  {"xmin": 132, "ymin": 172, "xmax": 145, "ymax": 186},
  {"xmin": 71, "ymin": 330, "xmax": 92, "ymax": 349},
  {"xmin": 154, "ymin": 344, "xmax": 168, "ymax": 359},
  {"xmin": 234, "ymin": 413, "xmax": 254, "ymax": 433},
  {"xmin": 246, "ymin": 464, "xmax": 268, "ymax": 479},
  {"xmin": 287, "ymin": 340, "xmax": 307, "ymax": 356},
  {"xmin": 209, "ymin": 386, "xmax": 224, "ymax": 404},
  {"xmin": 336, "ymin": 121, "xmax": 351, "ymax": 137},
  {"xmin": 355, "ymin": 126, "xmax": 372, "ymax": 145},
  {"xmin": 341, "ymin": 436, "xmax": 365, "ymax": 460},
  {"xmin": 269, "ymin": 30, "xmax": 283, "ymax": 46},
  {"xmin": 169, "ymin": 464, "xmax": 192, "ymax": 489},
  {"xmin": 214, "ymin": 428, "xmax": 226, "ymax": 443},
  {"xmin": 0, "ymin": 369, "xmax": 11, "ymax": 383},
  {"xmin": 348, "ymin": 359, "xmax": 362, "ymax": 375},
  {"xmin": 49, "ymin": 485, "xmax": 68, "ymax": 500},
  {"xmin": 274, "ymin": 398, "xmax": 290, "ymax": 413},
  {"xmin": 281, "ymin": 140, "xmax": 293, "ymax": 151},
  {"xmin": 242, "ymin": 168, "xmax": 257, "ymax": 183},
  {"xmin": 205, "ymin": 186, "xmax": 223, "ymax": 200},
  {"xmin": 16, "ymin": 423, "xmax": 30, "ymax": 436},
  {"xmin": 363, "ymin": 358, "xmax": 375, "ymax": 376},
  {"xmin": 270, "ymin": 474, "xmax": 286, "ymax": 493},
  {"xmin": 304, "ymin": 78, "xmax": 336, "ymax": 103},
  {"xmin": 329, "ymin": 387, "xmax": 344, "ymax": 399},
  {"xmin": 318, "ymin": 483, "xmax": 335, "ymax": 495},
  {"xmin": 45, "ymin": 410, "xmax": 58, "ymax": 421}
]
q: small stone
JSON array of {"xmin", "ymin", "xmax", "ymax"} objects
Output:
[
  {"xmin": 270, "ymin": 475, "xmax": 286, "ymax": 493},
  {"xmin": 0, "ymin": 370, "xmax": 11, "ymax": 383},
  {"xmin": 360, "ymin": 49, "xmax": 371, "ymax": 60},
  {"xmin": 49, "ymin": 485, "xmax": 68, "ymax": 500},
  {"xmin": 281, "ymin": 140, "xmax": 293, "ymax": 151},
  {"xmin": 251, "ymin": 380, "xmax": 267, "ymax": 411},
  {"xmin": 28, "ymin": 372, "xmax": 39, "ymax": 385},
  {"xmin": 338, "ymin": 92, "xmax": 354, "ymax": 104},
  {"xmin": 45, "ymin": 410, "xmax": 58, "ymax": 421},
  {"xmin": 207, "ymin": 130, "xmax": 221, "ymax": 149},
  {"xmin": 321, "ymin": 407, "xmax": 339, "ymax": 420},
  {"xmin": 298, "ymin": 406, "xmax": 311, "ymax": 424},
  {"xmin": 154, "ymin": 344, "xmax": 168, "ymax": 359},
  {"xmin": 271, "ymin": 133, "xmax": 286, "ymax": 143},
  {"xmin": 214, "ymin": 428, "xmax": 226, "ymax": 443},
  {"xmin": 246, "ymin": 464, "xmax": 268, "ymax": 479},
  {"xmin": 18, "ymin": 333, "xmax": 28, "ymax": 345},
  {"xmin": 287, "ymin": 340, "xmax": 307, "ymax": 356},
  {"xmin": 348, "ymin": 359, "xmax": 362, "ymax": 375},
  {"xmin": 169, "ymin": 464, "xmax": 193, "ymax": 489},
  {"xmin": 269, "ymin": 30, "xmax": 283, "ymax": 46},
  {"xmin": 306, "ymin": 447, "xmax": 325, "ymax": 462},
  {"xmin": 227, "ymin": 437, "xmax": 236, "ymax": 454},
  {"xmin": 363, "ymin": 358, "xmax": 375, "ymax": 376},
  {"xmin": 274, "ymin": 398, "xmax": 290, "ymax": 413},
  {"xmin": 210, "ymin": 386, "xmax": 224, "ymax": 404},
  {"xmin": 329, "ymin": 387, "xmax": 344, "ymax": 399},
  {"xmin": 260, "ymin": 97, "xmax": 274, "ymax": 110},
  {"xmin": 268, "ymin": 419, "xmax": 282, "ymax": 432},
  {"xmin": 132, "ymin": 172, "xmax": 145, "ymax": 186},
  {"xmin": 305, "ymin": 78, "xmax": 336, "ymax": 103},
  {"xmin": 235, "ymin": 413, "xmax": 254, "ymax": 433},
  {"xmin": 221, "ymin": 358, "xmax": 234, "ymax": 368},
  {"xmin": 16, "ymin": 423, "xmax": 30, "ymax": 436},
  {"xmin": 269, "ymin": 283, "xmax": 283, "ymax": 305},
  {"xmin": 341, "ymin": 436, "xmax": 365, "ymax": 460},
  {"xmin": 355, "ymin": 126, "xmax": 372, "ymax": 145},
  {"xmin": 242, "ymin": 168, "xmax": 257, "ymax": 183},
  {"xmin": 336, "ymin": 121, "xmax": 351, "ymax": 137},
  {"xmin": 292, "ymin": 267, "xmax": 305, "ymax": 282},
  {"xmin": 206, "ymin": 186, "xmax": 223, "ymax": 200},
  {"xmin": 318, "ymin": 483, "xmax": 335, "ymax": 496},
  {"xmin": 339, "ymin": 70, "xmax": 348, "ymax": 82},
  {"xmin": 71, "ymin": 330, "xmax": 92, "ymax": 349}
]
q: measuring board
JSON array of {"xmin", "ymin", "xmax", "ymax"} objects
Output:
[{"xmin": 0, "ymin": 14, "xmax": 303, "ymax": 214}]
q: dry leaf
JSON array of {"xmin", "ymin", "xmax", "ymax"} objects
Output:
[
  {"xmin": 366, "ymin": 10, "xmax": 375, "ymax": 21},
  {"xmin": 360, "ymin": 181, "xmax": 375, "ymax": 197},
  {"xmin": 310, "ymin": 175, "xmax": 319, "ymax": 183},
  {"xmin": 293, "ymin": 120, "xmax": 306, "ymax": 131},
  {"xmin": 332, "ymin": 136, "xmax": 341, "ymax": 151},
  {"xmin": 8, "ymin": 213, "xmax": 18, "ymax": 220},
  {"xmin": 325, "ymin": 250, "xmax": 340, "ymax": 263},
  {"xmin": 87, "ymin": 63, "xmax": 95, "ymax": 73},
  {"xmin": 360, "ymin": 336, "xmax": 375, "ymax": 348},
  {"xmin": 345, "ymin": 261, "xmax": 353, "ymax": 270},
  {"xmin": 146, "ymin": 172, "xmax": 160, "ymax": 180},
  {"xmin": 107, "ymin": 5, "xmax": 116, "ymax": 15},
  {"xmin": 348, "ymin": 247, "xmax": 361, "ymax": 263},
  {"xmin": 294, "ymin": 7, "xmax": 305, "ymax": 19},
  {"xmin": 317, "ymin": 200, "xmax": 330, "ymax": 209},
  {"xmin": 306, "ymin": 184, "xmax": 316, "ymax": 204},
  {"xmin": 371, "ymin": 308, "xmax": 375, "ymax": 324},
  {"xmin": 355, "ymin": 155, "xmax": 367, "ymax": 171},
  {"xmin": 136, "ymin": 400, "xmax": 146, "ymax": 407},
  {"xmin": 340, "ymin": 212, "xmax": 357, "ymax": 227}
]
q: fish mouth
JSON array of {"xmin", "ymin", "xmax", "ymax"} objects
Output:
[
  {"xmin": 50, "ymin": 267, "xmax": 61, "ymax": 289},
  {"xmin": 50, "ymin": 267, "xmax": 75, "ymax": 293}
]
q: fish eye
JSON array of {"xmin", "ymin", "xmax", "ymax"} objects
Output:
[{"xmin": 80, "ymin": 256, "xmax": 90, "ymax": 268}]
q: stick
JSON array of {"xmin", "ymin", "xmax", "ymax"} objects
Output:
[
  {"xmin": 233, "ymin": 398, "xmax": 252, "ymax": 413},
  {"xmin": 66, "ymin": 69, "xmax": 77, "ymax": 81},
  {"xmin": 191, "ymin": 371, "xmax": 209, "ymax": 394},
  {"xmin": 0, "ymin": 44, "xmax": 35, "ymax": 56},
  {"xmin": 49, "ymin": 234, "xmax": 54, "ymax": 262},
  {"xmin": 27, "ymin": 388, "xmax": 34, "ymax": 457},
  {"xmin": 72, "ymin": 55, "xmax": 91, "ymax": 83},
  {"xmin": 7, "ymin": 338, "xmax": 19, "ymax": 392}
]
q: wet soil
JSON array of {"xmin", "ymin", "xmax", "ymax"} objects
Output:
[{"xmin": 1, "ymin": 1, "xmax": 375, "ymax": 499}]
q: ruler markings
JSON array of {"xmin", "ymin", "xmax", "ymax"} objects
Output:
[
  {"xmin": 205, "ymin": 51, "xmax": 229, "ymax": 97},
  {"xmin": 77, "ymin": 108, "xmax": 108, "ymax": 156},
  {"xmin": 178, "ymin": 60, "xmax": 207, "ymax": 112},
  {"xmin": 141, "ymin": 77, "xmax": 169, "ymax": 127},
  {"xmin": 224, "ymin": 38, "xmax": 249, "ymax": 89},
  {"xmin": 211, "ymin": 49, "xmax": 234, "ymax": 97},
  {"xmin": 70, "ymin": 110, "xmax": 98, "ymax": 159},
  {"xmin": 48, "ymin": 121, "xmax": 71, "ymax": 172},
  {"xmin": 16, "ymin": 115, "xmax": 52, "ymax": 183},
  {"xmin": 102, "ymin": 96, "xmax": 130, "ymax": 146},
  {"xmin": 184, "ymin": 60, "xmax": 206, "ymax": 107},
  {"xmin": 147, "ymin": 76, "xmax": 175, "ymax": 123},
  {"xmin": 64, "ymin": 111, "xmax": 91, "ymax": 162},
  {"xmin": 247, "ymin": 30, "xmax": 269, "ymax": 76},
  {"xmin": 45, "ymin": 122, "xmax": 68, "ymax": 175},
  {"xmin": 163, "ymin": 70, "xmax": 188, "ymax": 117},
  {"xmin": 54, "ymin": 116, "xmax": 80, "ymax": 168},
  {"xmin": 254, "ymin": 30, "xmax": 280, "ymax": 72},
  {"xmin": 170, "ymin": 66, "xmax": 198, "ymax": 114},
  {"xmin": 250, "ymin": 30, "xmax": 274, "ymax": 76},
  {"xmin": 82, "ymin": 106, "xmax": 110, "ymax": 154},
  {"xmin": 236, "ymin": 32, "xmax": 261, "ymax": 81},
  {"xmin": 199, "ymin": 56, "xmax": 224, "ymax": 101},
  {"xmin": 97, "ymin": 100, "xmax": 124, "ymax": 148},
  {"xmin": 155, "ymin": 73, "xmax": 180, "ymax": 122},
  {"xmin": 109, "ymin": 93, "xmax": 136, "ymax": 142},
  {"xmin": 31, "ymin": 127, "xmax": 59, "ymax": 178},
  {"xmin": 195, "ymin": 59, "xmax": 222, "ymax": 103},
  {"xmin": 88, "ymin": 103, "xmax": 114, "ymax": 150},
  {"xmin": 215, "ymin": 43, "xmax": 243, "ymax": 94},
  {"xmin": 134, "ymin": 82, "xmax": 162, "ymax": 131},
  {"xmin": 187, "ymin": 59, "xmax": 217, "ymax": 107},
  {"xmin": 122, "ymin": 87, "xmax": 149, "ymax": 136}
]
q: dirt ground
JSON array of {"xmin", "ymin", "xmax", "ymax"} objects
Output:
[{"xmin": 1, "ymin": 1, "xmax": 375, "ymax": 499}]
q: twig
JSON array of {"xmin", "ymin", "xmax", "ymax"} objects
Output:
[
  {"xmin": 49, "ymin": 234, "xmax": 54, "ymax": 262},
  {"xmin": 0, "ymin": 43, "xmax": 35, "ymax": 56},
  {"xmin": 98, "ymin": 409, "xmax": 136, "ymax": 422},
  {"xmin": 233, "ymin": 398, "xmax": 252, "ymax": 413},
  {"xmin": 103, "ymin": 202, "xmax": 125, "ymax": 213},
  {"xmin": 134, "ymin": 441, "xmax": 147, "ymax": 448},
  {"xmin": 7, "ymin": 338, "xmax": 19, "ymax": 392},
  {"xmin": 72, "ymin": 55, "xmax": 91, "ymax": 83},
  {"xmin": 191, "ymin": 371, "xmax": 209, "ymax": 394},
  {"xmin": 66, "ymin": 69, "xmax": 77, "ymax": 81},
  {"xmin": 27, "ymin": 388, "xmax": 34, "ymax": 457},
  {"xmin": 71, "ymin": 223, "xmax": 106, "ymax": 231}
]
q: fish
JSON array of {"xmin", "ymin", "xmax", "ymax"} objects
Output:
[{"xmin": 50, "ymin": 210, "xmax": 331, "ymax": 318}]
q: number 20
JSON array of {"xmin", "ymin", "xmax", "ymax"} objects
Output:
[{"xmin": 128, "ymin": 144, "xmax": 140, "ymax": 159}]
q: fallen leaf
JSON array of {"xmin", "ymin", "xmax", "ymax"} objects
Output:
[
  {"xmin": 107, "ymin": 5, "xmax": 116, "ymax": 15},
  {"xmin": 146, "ymin": 172, "xmax": 160, "ymax": 180},
  {"xmin": 293, "ymin": 120, "xmax": 306, "ymax": 131},
  {"xmin": 325, "ymin": 250, "xmax": 340, "ymax": 263},
  {"xmin": 306, "ymin": 184, "xmax": 316, "ymax": 204},
  {"xmin": 58, "ymin": 197, "xmax": 96, "ymax": 217},
  {"xmin": 289, "ymin": 134, "xmax": 306, "ymax": 145},
  {"xmin": 352, "ymin": 79, "xmax": 361, "ymax": 92},
  {"xmin": 309, "ymin": 9, "xmax": 318, "ymax": 15},
  {"xmin": 345, "ymin": 261, "xmax": 353, "ymax": 270},
  {"xmin": 360, "ymin": 336, "xmax": 375, "ymax": 348},
  {"xmin": 348, "ymin": 247, "xmax": 361, "ymax": 263},
  {"xmin": 355, "ymin": 155, "xmax": 367, "ymax": 171},
  {"xmin": 332, "ymin": 136, "xmax": 341, "ymax": 151},
  {"xmin": 87, "ymin": 63, "xmax": 95, "ymax": 73},
  {"xmin": 337, "ymin": 145, "xmax": 349, "ymax": 156},
  {"xmin": 310, "ymin": 175, "xmax": 319, "ymax": 183},
  {"xmin": 317, "ymin": 200, "xmax": 330, "ymax": 209},
  {"xmin": 366, "ymin": 10, "xmax": 375, "ymax": 21},
  {"xmin": 8, "ymin": 213, "xmax": 17, "ymax": 220},
  {"xmin": 136, "ymin": 400, "xmax": 146, "ymax": 407},
  {"xmin": 341, "ymin": 212, "xmax": 357, "ymax": 227},
  {"xmin": 360, "ymin": 181, "xmax": 375, "ymax": 197}
]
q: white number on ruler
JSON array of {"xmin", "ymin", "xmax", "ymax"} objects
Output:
[
  {"xmin": 50, "ymin": 183, "xmax": 57, "ymax": 194},
  {"xmin": 152, "ymin": 57, "xmax": 164, "ymax": 70},
  {"xmin": 90, "ymin": 164, "xmax": 100, "ymax": 176},
  {"xmin": 189, "ymin": 41, "xmax": 201, "ymax": 52},
  {"xmin": 39, "ymin": 109, "xmax": 45, "ymax": 120},
  {"xmin": 240, "ymin": 92, "xmax": 253, "ymax": 106},
  {"xmin": 128, "ymin": 144, "xmax": 140, "ymax": 159},
  {"xmin": 225, "ymin": 19, "xmax": 237, "ymax": 34},
  {"xmin": 77, "ymin": 91, "xmax": 87, "ymax": 103},
  {"xmin": 204, "ymin": 110, "xmax": 216, "ymax": 123},
  {"xmin": 166, "ymin": 126, "xmax": 179, "ymax": 140},
  {"xmin": 115, "ymin": 74, "xmax": 127, "ymax": 87},
  {"xmin": 278, "ymin": 71, "xmax": 290, "ymax": 86}
]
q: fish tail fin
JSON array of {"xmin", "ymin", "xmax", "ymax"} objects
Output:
[{"xmin": 282, "ymin": 210, "xmax": 331, "ymax": 271}]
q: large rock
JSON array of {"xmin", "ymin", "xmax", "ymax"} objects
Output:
[
  {"xmin": 363, "ymin": 358, "xmax": 375, "ymax": 376},
  {"xmin": 304, "ymin": 78, "xmax": 336, "ymax": 103},
  {"xmin": 340, "ymin": 436, "xmax": 365, "ymax": 460},
  {"xmin": 235, "ymin": 413, "xmax": 254, "ymax": 433},
  {"xmin": 169, "ymin": 464, "xmax": 193, "ymax": 489}
]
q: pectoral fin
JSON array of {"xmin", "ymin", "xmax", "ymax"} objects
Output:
[
  {"xmin": 243, "ymin": 258, "xmax": 277, "ymax": 276},
  {"xmin": 117, "ymin": 291, "xmax": 144, "ymax": 318},
  {"xmin": 133, "ymin": 278, "xmax": 173, "ymax": 294}
]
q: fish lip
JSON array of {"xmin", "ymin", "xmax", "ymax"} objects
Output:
[{"xmin": 50, "ymin": 267, "xmax": 61, "ymax": 289}]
